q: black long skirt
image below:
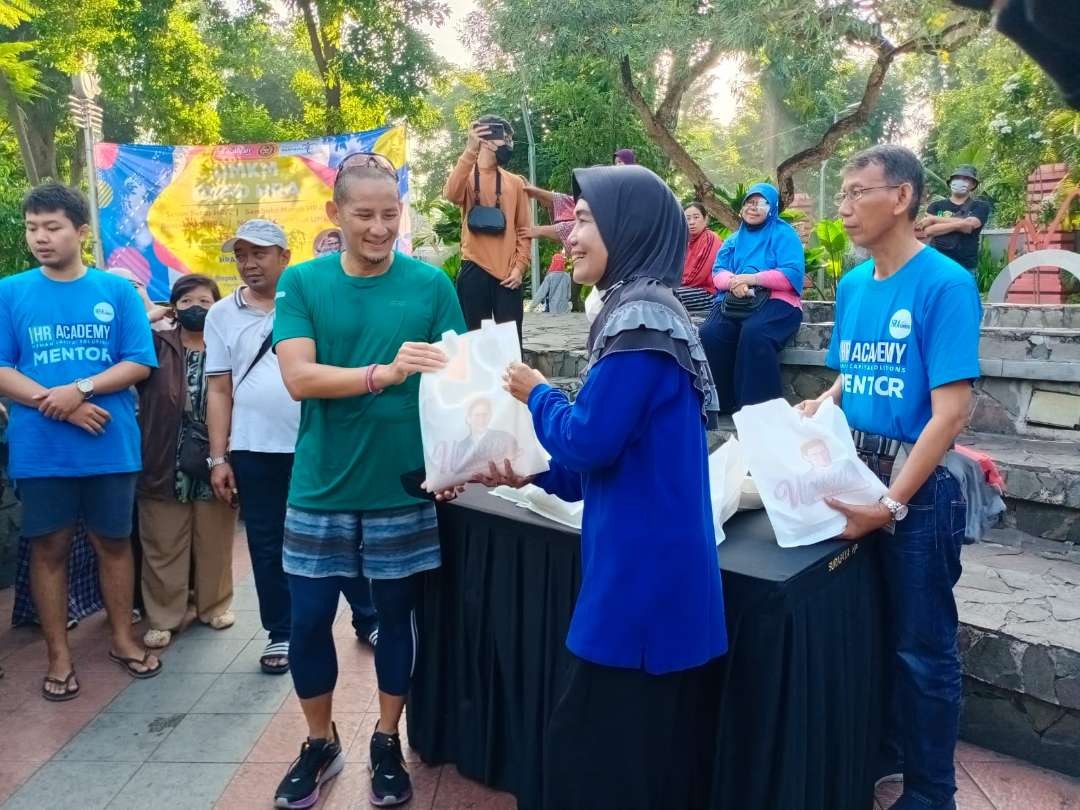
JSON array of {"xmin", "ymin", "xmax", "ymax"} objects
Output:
[{"xmin": 542, "ymin": 654, "xmax": 723, "ymax": 810}]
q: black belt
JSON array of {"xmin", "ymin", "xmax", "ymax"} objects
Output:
[
  {"xmin": 851, "ymin": 430, "xmax": 904, "ymax": 460},
  {"xmin": 852, "ymin": 430, "xmax": 953, "ymax": 487},
  {"xmin": 851, "ymin": 430, "xmax": 904, "ymax": 485}
]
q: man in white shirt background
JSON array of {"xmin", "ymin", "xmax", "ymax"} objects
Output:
[{"xmin": 204, "ymin": 220, "xmax": 377, "ymax": 675}]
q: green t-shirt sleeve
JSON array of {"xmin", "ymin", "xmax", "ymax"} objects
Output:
[
  {"xmin": 430, "ymin": 270, "xmax": 467, "ymax": 341},
  {"xmin": 273, "ymin": 267, "xmax": 315, "ymax": 346}
]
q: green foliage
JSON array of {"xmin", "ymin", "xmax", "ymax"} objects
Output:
[
  {"xmin": 808, "ymin": 218, "xmax": 850, "ymax": 298},
  {"xmin": 425, "ymin": 199, "xmax": 462, "ymax": 248},
  {"xmin": 0, "ymin": 0, "xmax": 37, "ymax": 99},
  {"xmin": 974, "ymin": 240, "xmax": 1005, "ymax": 295},
  {"xmin": 923, "ymin": 33, "xmax": 1075, "ymax": 228},
  {"xmin": 0, "ymin": 139, "xmax": 30, "ymax": 277},
  {"xmin": 440, "ymin": 251, "xmax": 461, "ymax": 284}
]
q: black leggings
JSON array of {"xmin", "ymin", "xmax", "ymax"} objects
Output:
[
  {"xmin": 456, "ymin": 260, "xmax": 524, "ymax": 344},
  {"xmin": 288, "ymin": 573, "xmax": 418, "ymax": 699}
]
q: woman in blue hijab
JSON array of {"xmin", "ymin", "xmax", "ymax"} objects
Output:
[
  {"xmin": 479, "ymin": 164, "xmax": 728, "ymax": 810},
  {"xmin": 699, "ymin": 182, "xmax": 805, "ymax": 411}
]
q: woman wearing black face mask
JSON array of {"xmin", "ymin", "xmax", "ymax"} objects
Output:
[
  {"xmin": 136, "ymin": 274, "xmax": 237, "ymax": 650},
  {"xmin": 443, "ymin": 113, "xmax": 532, "ymax": 344}
]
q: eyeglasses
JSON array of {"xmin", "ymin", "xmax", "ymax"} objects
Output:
[
  {"xmin": 834, "ymin": 185, "xmax": 904, "ymax": 207},
  {"xmin": 337, "ymin": 151, "xmax": 397, "ymax": 178},
  {"xmin": 741, "ymin": 201, "xmax": 767, "ymax": 211}
]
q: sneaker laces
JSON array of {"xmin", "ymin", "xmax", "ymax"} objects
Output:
[
  {"xmin": 371, "ymin": 733, "xmax": 404, "ymax": 774},
  {"xmin": 286, "ymin": 739, "xmax": 331, "ymax": 784}
]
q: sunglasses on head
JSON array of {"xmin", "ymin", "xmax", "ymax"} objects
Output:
[{"xmin": 337, "ymin": 151, "xmax": 397, "ymax": 178}]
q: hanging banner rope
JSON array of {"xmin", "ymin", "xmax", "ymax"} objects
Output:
[{"xmin": 94, "ymin": 125, "xmax": 410, "ymax": 300}]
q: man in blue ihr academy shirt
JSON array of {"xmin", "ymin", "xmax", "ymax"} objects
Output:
[
  {"xmin": 801, "ymin": 146, "xmax": 980, "ymax": 810},
  {"xmin": 0, "ymin": 183, "xmax": 162, "ymax": 700}
]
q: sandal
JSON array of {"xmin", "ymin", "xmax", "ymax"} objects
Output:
[
  {"xmin": 259, "ymin": 641, "xmax": 290, "ymax": 675},
  {"xmin": 207, "ymin": 611, "xmax": 235, "ymax": 631},
  {"xmin": 143, "ymin": 628, "xmax": 172, "ymax": 648},
  {"xmin": 42, "ymin": 670, "xmax": 80, "ymax": 702},
  {"xmin": 108, "ymin": 649, "xmax": 163, "ymax": 680}
]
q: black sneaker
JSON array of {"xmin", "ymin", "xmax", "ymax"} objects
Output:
[
  {"xmin": 369, "ymin": 730, "xmax": 412, "ymax": 806},
  {"xmin": 274, "ymin": 723, "xmax": 345, "ymax": 809}
]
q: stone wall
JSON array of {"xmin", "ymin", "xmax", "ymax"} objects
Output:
[{"xmin": 962, "ymin": 679, "xmax": 1080, "ymax": 778}]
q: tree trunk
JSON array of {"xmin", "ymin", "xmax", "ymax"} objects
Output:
[
  {"xmin": 618, "ymin": 56, "xmax": 739, "ymax": 230},
  {"xmin": 70, "ymin": 129, "xmax": 86, "ymax": 189},
  {"xmin": 0, "ymin": 75, "xmax": 41, "ymax": 184},
  {"xmin": 296, "ymin": 0, "xmax": 343, "ymax": 132},
  {"xmin": 774, "ymin": 20, "xmax": 979, "ymax": 206},
  {"xmin": 616, "ymin": 21, "xmax": 978, "ymax": 220}
]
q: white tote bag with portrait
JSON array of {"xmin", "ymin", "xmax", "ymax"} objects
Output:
[
  {"xmin": 419, "ymin": 320, "xmax": 549, "ymax": 492},
  {"xmin": 732, "ymin": 398, "xmax": 887, "ymax": 547}
]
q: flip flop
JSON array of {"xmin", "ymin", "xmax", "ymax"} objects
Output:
[
  {"xmin": 108, "ymin": 649, "xmax": 163, "ymax": 680},
  {"xmin": 260, "ymin": 641, "xmax": 290, "ymax": 675},
  {"xmin": 42, "ymin": 670, "xmax": 80, "ymax": 702}
]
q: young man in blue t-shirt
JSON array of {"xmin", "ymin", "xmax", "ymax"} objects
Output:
[
  {"xmin": 799, "ymin": 146, "xmax": 981, "ymax": 810},
  {"xmin": 0, "ymin": 183, "xmax": 163, "ymax": 701}
]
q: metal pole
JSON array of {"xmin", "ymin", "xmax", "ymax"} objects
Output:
[
  {"xmin": 82, "ymin": 113, "xmax": 104, "ymax": 268},
  {"xmin": 70, "ymin": 65, "xmax": 105, "ymax": 268},
  {"xmin": 520, "ymin": 97, "xmax": 540, "ymax": 295},
  {"xmin": 817, "ymin": 159, "xmax": 827, "ymax": 291}
]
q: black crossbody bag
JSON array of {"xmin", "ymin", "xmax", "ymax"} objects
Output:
[
  {"xmin": 720, "ymin": 286, "xmax": 769, "ymax": 321},
  {"xmin": 177, "ymin": 331, "xmax": 273, "ymax": 483},
  {"xmin": 466, "ymin": 164, "xmax": 507, "ymax": 235}
]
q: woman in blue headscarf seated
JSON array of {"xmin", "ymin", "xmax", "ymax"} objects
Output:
[
  {"xmin": 698, "ymin": 182, "xmax": 804, "ymax": 412},
  {"xmin": 476, "ymin": 165, "xmax": 728, "ymax": 810}
]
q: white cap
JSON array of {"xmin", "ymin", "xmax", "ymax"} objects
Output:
[{"xmin": 222, "ymin": 219, "xmax": 288, "ymax": 252}]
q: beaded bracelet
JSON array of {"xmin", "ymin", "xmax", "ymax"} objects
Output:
[{"xmin": 366, "ymin": 364, "xmax": 383, "ymax": 395}]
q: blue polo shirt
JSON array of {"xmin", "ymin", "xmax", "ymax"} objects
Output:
[
  {"xmin": 825, "ymin": 247, "xmax": 981, "ymax": 442},
  {"xmin": 0, "ymin": 268, "xmax": 156, "ymax": 479}
]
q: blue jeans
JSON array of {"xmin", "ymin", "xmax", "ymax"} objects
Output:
[
  {"xmin": 231, "ymin": 451, "xmax": 376, "ymax": 644},
  {"xmin": 880, "ymin": 467, "xmax": 965, "ymax": 808}
]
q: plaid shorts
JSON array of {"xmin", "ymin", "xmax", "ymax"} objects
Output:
[{"xmin": 283, "ymin": 503, "xmax": 440, "ymax": 581}]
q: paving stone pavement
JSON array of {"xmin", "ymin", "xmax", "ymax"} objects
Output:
[{"xmin": 1, "ymin": 530, "xmax": 1078, "ymax": 809}]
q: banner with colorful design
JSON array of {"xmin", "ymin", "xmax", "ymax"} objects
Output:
[{"xmin": 94, "ymin": 126, "xmax": 410, "ymax": 301}]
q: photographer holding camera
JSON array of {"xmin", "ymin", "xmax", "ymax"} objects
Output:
[{"xmin": 443, "ymin": 115, "xmax": 532, "ymax": 343}]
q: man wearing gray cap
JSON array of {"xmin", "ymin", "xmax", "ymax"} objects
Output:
[
  {"xmin": 204, "ymin": 220, "xmax": 378, "ymax": 675},
  {"xmin": 921, "ymin": 165, "xmax": 992, "ymax": 272}
]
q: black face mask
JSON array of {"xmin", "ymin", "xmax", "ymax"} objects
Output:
[
  {"xmin": 176, "ymin": 305, "xmax": 208, "ymax": 332},
  {"xmin": 495, "ymin": 144, "xmax": 513, "ymax": 166}
]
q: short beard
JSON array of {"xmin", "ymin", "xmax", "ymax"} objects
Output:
[{"xmin": 355, "ymin": 246, "xmax": 394, "ymax": 266}]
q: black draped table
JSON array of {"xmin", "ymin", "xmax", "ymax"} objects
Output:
[{"xmin": 407, "ymin": 488, "xmax": 885, "ymax": 810}]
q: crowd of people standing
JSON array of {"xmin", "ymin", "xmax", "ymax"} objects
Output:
[{"xmin": 0, "ymin": 118, "xmax": 980, "ymax": 810}]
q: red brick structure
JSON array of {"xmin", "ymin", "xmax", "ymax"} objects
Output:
[{"xmin": 1006, "ymin": 163, "xmax": 1075, "ymax": 303}]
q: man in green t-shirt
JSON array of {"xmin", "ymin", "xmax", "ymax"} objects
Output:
[{"xmin": 271, "ymin": 157, "xmax": 465, "ymax": 809}]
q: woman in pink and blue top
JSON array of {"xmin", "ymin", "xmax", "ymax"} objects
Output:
[{"xmin": 698, "ymin": 181, "xmax": 804, "ymax": 411}]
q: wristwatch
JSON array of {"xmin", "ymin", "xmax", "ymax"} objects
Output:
[
  {"xmin": 206, "ymin": 456, "xmax": 229, "ymax": 471},
  {"xmin": 879, "ymin": 495, "xmax": 909, "ymax": 522},
  {"xmin": 75, "ymin": 378, "xmax": 94, "ymax": 400}
]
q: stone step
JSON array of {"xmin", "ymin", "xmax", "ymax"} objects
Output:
[
  {"xmin": 958, "ymin": 433, "xmax": 1080, "ymax": 512},
  {"xmin": 802, "ymin": 302, "xmax": 1080, "ymax": 329},
  {"xmin": 959, "ymin": 433, "xmax": 1080, "ymax": 544},
  {"xmin": 957, "ymin": 526, "xmax": 1080, "ymax": 775},
  {"xmin": 983, "ymin": 303, "xmax": 1080, "ymax": 329},
  {"xmin": 790, "ymin": 322, "xmax": 1080, "ymax": 376}
]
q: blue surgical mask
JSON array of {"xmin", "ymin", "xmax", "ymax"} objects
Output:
[{"xmin": 950, "ymin": 179, "xmax": 970, "ymax": 195}]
